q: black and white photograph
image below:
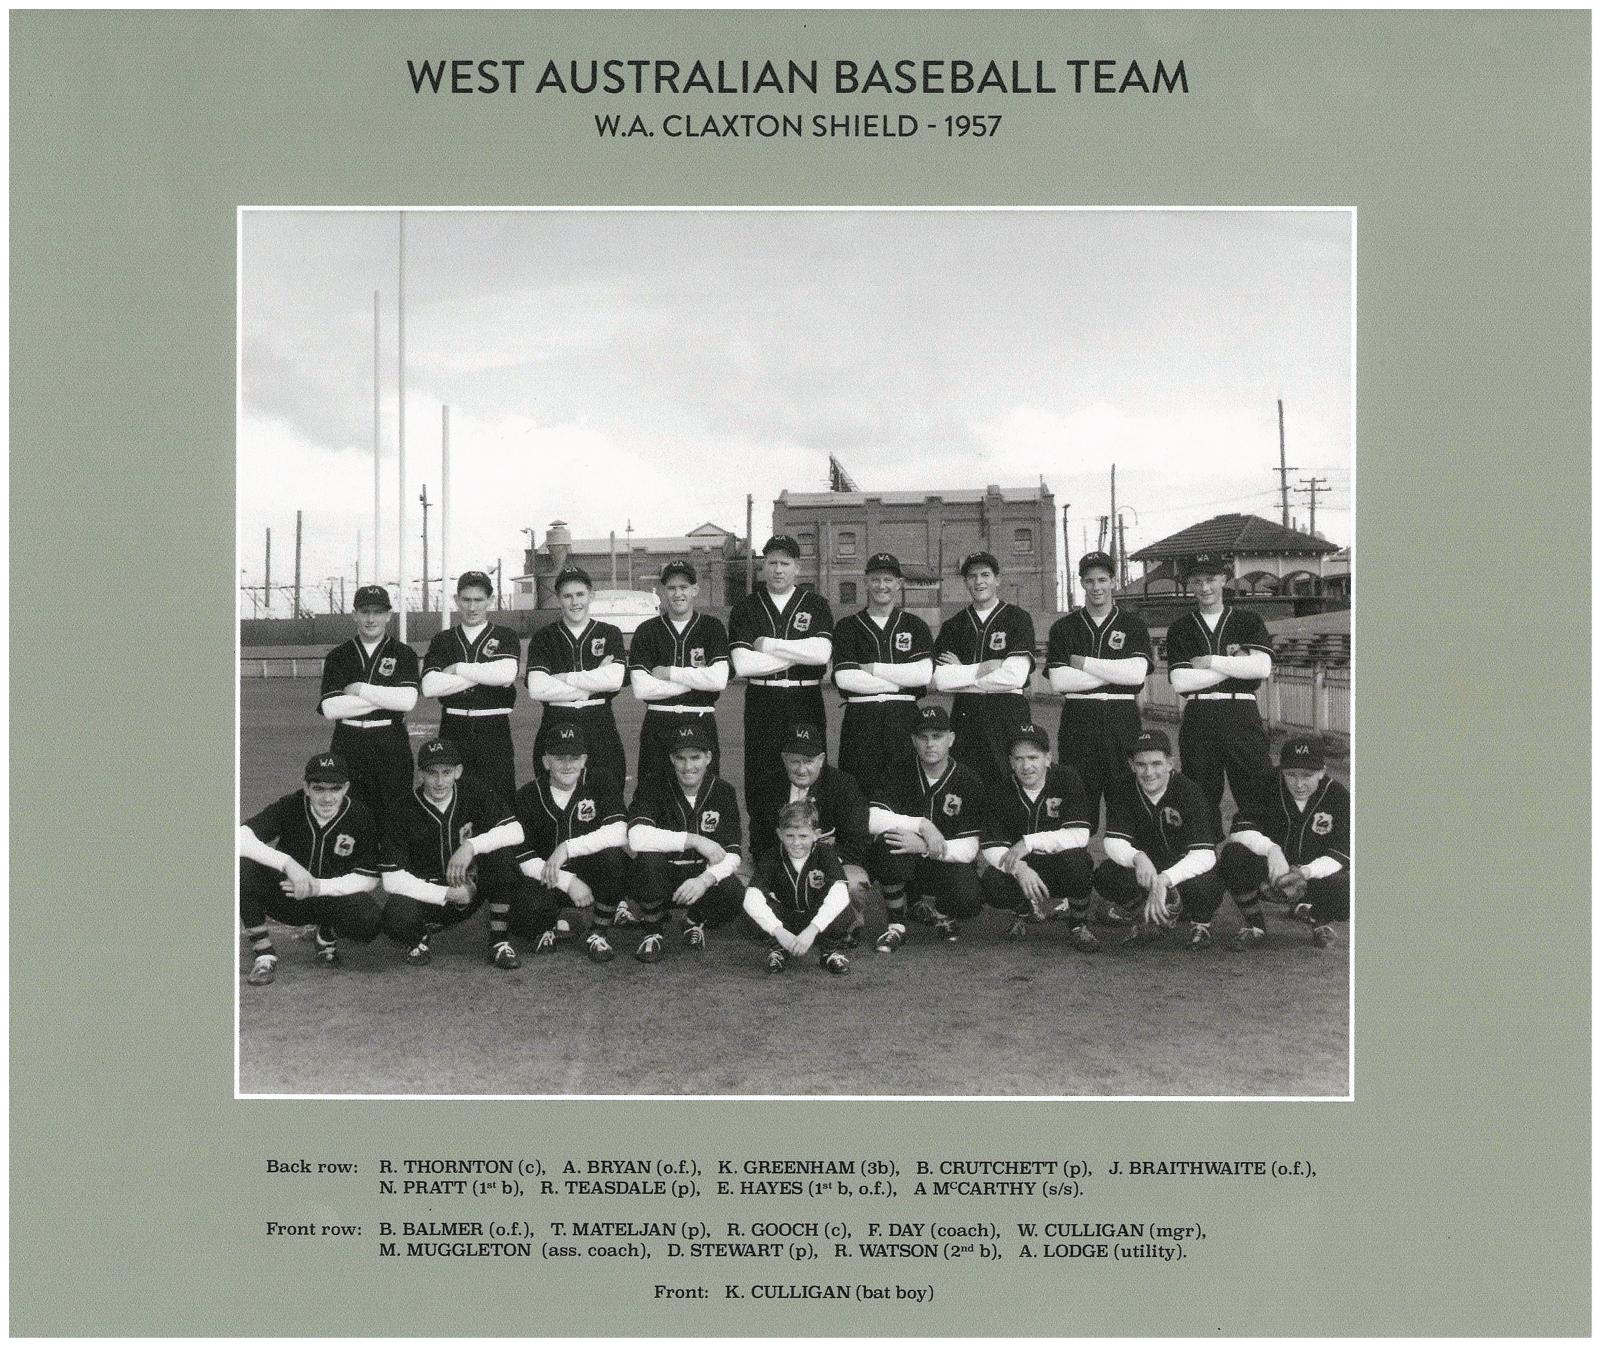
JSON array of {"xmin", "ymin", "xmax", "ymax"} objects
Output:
[{"xmin": 237, "ymin": 207, "xmax": 1354, "ymax": 1099}]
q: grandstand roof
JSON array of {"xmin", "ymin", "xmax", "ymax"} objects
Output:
[{"xmin": 1131, "ymin": 513, "xmax": 1339, "ymax": 561}]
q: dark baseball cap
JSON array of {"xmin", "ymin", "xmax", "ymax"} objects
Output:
[
  {"xmin": 659, "ymin": 560, "xmax": 697, "ymax": 585},
  {"xmin": 864, "ymin": 552, "xmax": 902, "ymax": 577},
  {"xmin": 352, "ymin": 584, "xmax": 392, "ymax": 611},
  {"xmin": 913, "ymin": 705, "xmax": 952, "ymax": 734},
  {"xmin": 1130, "ymin": 730, "xmax": 1172, "ymax": 757},
  {"xmin": 1183, "ymin": 552, "xmax": 1233, "ymax": 579},
  {"xmin": 555, "ymin": 565, "xmax": 592, "ymax": 590},
  {"xmin": 762, "ymin": 535, "xmax": 801, "ymax": 560},
  {"xmin": 1010, "ymin": 723, "xmax": 1051, "ymax": 752},
  {"xmin": 545, "ymin": 722, "xmax": 588, "ymax": 755},
  {"xmin": 303, "ymin": 752, "xmax": 350, "ymax": 784},
  {"xmin": 668, "ymin": 721, "xmax": 714, "ymax": 754},
  {"xmin": 1077, "ymin": 551, "xmax": 1115, "ymax": 579},
  {"xmin": 960, "ymin": 550, "xmax": 1000, "ymax": 577},
  {"xmin": 1279, "ymin": 736, "xmax": 1326, "ymax": 771},
  {"xmin": 780, "ymin": 724, "xmax": 826, "ymax": 758},
  {"xmin": 417, "ymin": 739, "xmax": 463, "ymax": 768},
  {"xmin": 456, "ymin": 570, "xmax": 494, "ymax": 595}
]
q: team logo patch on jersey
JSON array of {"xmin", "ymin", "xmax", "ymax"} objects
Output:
[
  {"xmin": 576, "ymin": 799, "xmax": 596, "ymax": 823},
  {"xmin": 894, "ymin": 630, "xmax": 913, "ymax": 653},
  {"xmin": 378, "ymin": 656, "xmax": 397, "ymax": 676},
  {"xmin": 590, "ymin": 637, "xmax": 606, "ymax": 657},
  {"xmin": 942, "ymin": 794, "xmax": 963, "ymax": 817},
  {"xmin": 1109, "ymin": 631, "xmax": 1125, "ymax": 651},
  {"xmin": 1226, "ymin": 643, "xmax": 1242, "ymax": 656},
  {"xmin": 988, "ymin": 631, "xmax": 1008, "ymax": 651},
  {"xmin": 1045, "ymin": 798, "xmax": 1061, "ymax": 818},
  {"xmin": 484, "ymin": 639, "xmax": 499, "ymax": 655},
  {"xmin": 807, "ymin": 870, "xmax": 824, "ymax": 890},
  {"xmin": 1312, "ymin": 812, "xmax": 1334, "ymax": 836},
  {"xmin": 1162, "ymin": 806, "xmax": 1182, "ymax": 828},
  {"xmin": 793, "ymin": 611, "xmax": 812, "ymax": 633},
  {"xmin": 689, "ymin": 648, "xmax": 706, "ymax": 667},
  {"xmin": 334, "ymin": 834, "xmax": 355, "ymax": 857},
  {"xmin": 700, "ymin": 810, "xmax": 721, "ymax": 832}
]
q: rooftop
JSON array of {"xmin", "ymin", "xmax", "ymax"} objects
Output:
[
  {"xmin": 780, "ymin": 483, "xmax": 1049, "ymax": 508},
  {"xmin": 1131, "ymin": 513, "xmax": 1340, "ymax": 561}
]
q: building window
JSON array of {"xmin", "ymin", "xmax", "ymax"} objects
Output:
[
  {"xmin": 836, "ymin": 530, "xmax": 858, "ymax": 558},
  {"xmin": 839, "ymin": 581, "xmax": 858, "ymax": 605},
  {"xmin": 1013, "ymin": 527, "xmax": 1034, "ymax": 554},
  {"xmin": 797, "ymin": 531, "xmax": 817, "ymax": 557}
]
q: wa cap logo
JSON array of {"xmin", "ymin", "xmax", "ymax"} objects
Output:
[
  {"xmin": 793, "ymin": 610, "xmax": 812, "ymax": 633},
  {"xmin": 1108, "ymin": 631, "xmax": 1125, "ymax": 651},
  {"xmin": 576, "ymin": 798, "xmax": 596, "ymax": 823},
  {"xmin": 942, "ymin": 794, "xmax": 963, "ymax": 817},
  {"xmin": 378, "ymin": 655, "xmax": 397, "ymax": 676},
  {"xmin": 318, "ymin": 756, "xmax": 336, "ymax": 769},
  {"xmin": 988, "ymin": 630, "xmax": 1007, "ymax": 651},
  {"xmin": 1312, "ymin": 812, "xmax": 1334, "ymax": 836},
  {"xmin": 1163, "ymin": 806, "xmax": 1183, "ymax": 827},
  {"xmin": 894, "ymin": 630, "xmax": 913, "ymax": 653},
  {"xmin": 700, "ymin": 810, "xmax": 721, "ymax": 832},
  {"xmin": 334, "ymin": 834, "xmax": 355, "ymax": 857}
]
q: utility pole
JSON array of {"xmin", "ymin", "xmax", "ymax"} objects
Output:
[
  {"xmin": 625, "ymin": 519, "xmax": 634, "ymax": 588},
  {"xmin": 293, "ymin": 509, "xmax": 303, "ymax": 620},
  {"xmin": 1117, "ymin": 516, "xmax": 1129, "ymax": 588},
  {"xmin": 355, "ymin": 528, "xmax": 362, "ymax": 590},
  {"xmin": 495, "ymin": 558, "xmax": 503, "ymax": 608},
  {"xmin": 264, "ymin": 527, "xmax": 272, "ymax": 611},
  {"xmin": 746, "ymin": 494, "xmax": 755, "ymax": 595},
  {"xmin": 609, "ymin": 531, "xmax": 618, "ymax": 584},
  {"xmin": 1296, "ymin": 476, "xmax": 1329, "ymax": 537},
  {"xmin": 1097, "ymin": 515, "xmax": 1108, "ymax": 554},
  {"xmin": 396, "ymin": 210, "xmax": 407, "ymax": 641},
  {"xmin": 1109, "ymin": 463, "xmax": 1118, "ymax": 581},
  {"xmin": 1275, "ymin": 398, "xmax": 1297, "ymax": 528},
  {"xmin": 419, "ymin": 483, "xmax": 431, "ymax": 612},
  {"xmin": 340, "ymin": 577, "xmax": 346, "ymax": 612},
  {"xmin": 1061, "ymin": 502, "xmax": 1072, "ymax": 609},
  {"xmin": 440, "ymin": 405, "xmax": 451, "ymax": 602},
  {"xmin": 373, "ymin": 290, "xmax": 381, "ymax": 589}
]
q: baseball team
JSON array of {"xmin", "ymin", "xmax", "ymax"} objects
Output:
[{"xmin": 239, "ymin": 539, "xmax": 1350, "ymax": 986}]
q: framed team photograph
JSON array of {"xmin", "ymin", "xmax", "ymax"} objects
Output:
[{"xmin": 237, "ymin": 206, "xmax": 1354, "ymax": 1100}]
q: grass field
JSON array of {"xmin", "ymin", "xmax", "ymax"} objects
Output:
[{"xmin": 238, "ymin": 679, "xmax": 1350, "ymax": 1097}]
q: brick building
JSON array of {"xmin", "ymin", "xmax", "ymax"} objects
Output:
[{"xmin": 511, "ymin": 520, "xmax": 748, "ymax": 610}]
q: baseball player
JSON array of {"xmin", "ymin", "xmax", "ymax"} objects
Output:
[
  {"xmin": 524, "ymin": 566, "xmax": 629, "ymax": 790},
  {"xmin": 419, "ymin": 571, "xmax": 521, "ymax": 807},
  {"xmin": 831, "ymin": 551, "xmax": 933, "ymax": 802},
  {"xmin": 1093, "ymin": 730, "xmax": 1228, "ymax": 948},
  {"xmin": 238, "ymin": 752, "xmax": 383, "ymax": 985},
  {"xmin": 1164, "ymin": 553, "xmax": 1275, "ymax": 822},
  {"xmin": 315, "ymin": 585, "xmax": 419, "ymax": 825},
  {"xmin": 979, "ymin": 724, "xmax": 1097, "ymax": 946},
  {"xmin": 728, "ymin": 535, "xmax": 834, "ymax": 835},
  {"xmin": 1220, "ymin": 735, "xmax": 1350, "ymax": 948},
  {"xmin": 866, "ymin": 705, "xmax": 987, "ymax": 948},
  {"xmin": 746, "ymin": 723, "xmax": 873, "ymax": 944},
  {"xmin": 379, "ymin": 738, "xmax": 555, "ymax": 970},
  {"xmin": 628, "ymin": 560, "xmax": 730, "ymax": 789},
  {"xmin": 509, "ymin": 721, "xmax": 631, "ymax": 964},
  {"xmin": 931, "ymin": 551, "xmax": 1037, "ymax": 790},
  {"xmin": 626, "ymin": 721, "xmax": 745, "ymax": 962},
  {"xmin": 1045, "ymin": 552, "xmax": 1153, "ymax": 827},
  {"xmin": 743, "ymin": 799, "xmax": 853, "ymax": 975}
]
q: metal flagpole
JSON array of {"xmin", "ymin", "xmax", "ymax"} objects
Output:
[
  {"xmin": 397, "ymin": 213, "xmax": 407, "ymax": 641},
  {"xmin": 373, "ymin": 289, "xmax": 381, "ymax": 598},
  {"xmin": 441, "ymin": 404, "xmax": 450, "ymax": 605}
]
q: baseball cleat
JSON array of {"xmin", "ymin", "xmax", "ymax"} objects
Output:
[
  {"xmin": 683, "ymin": 922, "xmax": 706, "ymax": 951},
  {"xmin": 1188, "ymin": 922, "xmax": 1214, "ymax": 950},
  {"xmin": 406, "ymin": 938, "xmax": 432, "ymax": 967},
  {"xmin": 875, "ymin": 923, "xmax": 905, "ymax": 953},
  {"xmin": 1229, "ymin": 924, "xmax": 1265, "ymax": 951},
  {"xmin": 1312, "ymin": 924, "xmax": 1338, "ymax": 948},
  {"xmin": 1051, "ymin": 897, "xmax": 1074, "ymax": 919},
  {"xmin": 490, "ymin": 940, "xmax": 521, "ymax": 970},
  {"xmin": 823, "ymin": 951, "xmax": 850, "ymax": 976},
  {"xmin": 1292, "ymin": 902, "xmax": 1315, "ymax": 924},
  {"xmin": 246, "ymin": 954, "xmax": 277, "ymax": 985},
  {"xmin": 909, "ymin": 897, "xmax": 940, "ymax": 925},
  {"xmin": 313, "ymin": 928, "xmax": 339, "ymax": 965},
  {"xmin": 533, "ymin": 929, "xmax": 558, "ymax": 955},
  {"xmin": 1099, "ymin": 903, "xmax": 1133, "ymax": 926},
  {"xmin": 585, "ymin": 932, "xmax": 615, "ymax": 964},
  {"xmin": 767, "ymin": 949, "xmax": 788, "ymax": 973},
  {"xmin": 635, "ymin": 932, "xmax": 665, "ymax": 963},
  {"xmin": 934, "ymin": 917, "xmax": 960, "ymax": 943},
  {"xmin": 1007, "ymin": 916, "xmax": 1030, "ymax": 941},
  {"xmin": 1069, "ymin": 923, "xmax": 1100, "ymax": 952}
]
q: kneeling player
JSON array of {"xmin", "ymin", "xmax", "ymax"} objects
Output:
[
  {"xmin": 511, "ymin": 721, "xmax": 630, "ymax": 964},
  {"xmin": 742, "ymin": 800, "xmax": 853, "ymax": 975},
  {"xmin": 1094, "ymin": 730, "xmax": 1227, "ymax": 948},
  {"xmin": 626, "ymin": 722, "xmax": 745, "ymax": 962},
  {"xmin": 1219, "ymin": 735, "xmax": 1350, "ymax": 948},
  {"xmin": 980, "ymin": 724, "xmax": 1096, "ymax": 945},
  {"xmin": 380, "ymin": 739, "xmax": 557, "ymax": 969},
  {"xmin": 238, "ymin": 752, "xmax": 383, "ymax": 985},
  {"xmin": 866, "ymin": 705, "xmax": 986, "ymax": 948}
]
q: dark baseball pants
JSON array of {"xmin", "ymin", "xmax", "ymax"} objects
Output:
[
  {"xmin": 380, "ymin": 856, "xmax": 556, "ymax": 949},
  {"xmin": 535, "ymin": 703, "xmax": 630, "ymax": 794},
  {"xmin": 438, "ymin": 713, "xmax": 517, "ymax": 810},
  {"xmin": 633, "ymin": 854, "xmax": 745, "ymax": 931},
  {"xmin": 838, "ymin": 699, "xmax": 919, "ymax": 803},
  {"xmin": 1093, "ymin": 858, "xmax": 1228, "ymax": 924},
  {"xmin": 867, "ymin": 842, "xmax": 983, "ymax": 920},
  {"xmin": 637, "ymin": 708, "xmax": 721, "ymax": 793},
  {"xmin": 1056, "ymin": 699, "xmax": 1142, "ymax": 829},
  {"xmin": 743, "ymin": 685, "xmax": 827, "ymax": 832},
  {"xmin": 239, "ymin": 859, "xmax": 383, "ymax": 942},
  {"xmin": 981, "ymin": 849, "xmax": 1095, "ymax": 920},
  {"xmin": 950, "ymin": 691, "xmax": 1031, "ymax": 793},
  {"xmin": 330, "ymin": 721, "xmax": 415, "ymax": 826},
  {"xmin": 1177, "ymin": 700, "xmax": 1272, "ymax": 827},
  {"xmin": 770, "ymin": 902, "xmax": 851, "ymax": 958},
  {"xmin": 543, "ymin": 849, "xmax": 631, "ymax": 929},
  {"xmin": 1219, "ymin": 843, "xmax": 1350, "ymax": 924}
]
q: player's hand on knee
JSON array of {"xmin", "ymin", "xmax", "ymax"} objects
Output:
[
  {"xmin": 885, "ymin": 828, "xmax": 924, "ymax": 856},
  {"xmin": 673, "ymin": 874, "xmax": 709, "ymax": 906},
  {"xmin": 1266, "ymin": 847, "xmax": 1290, "ymax": 883},
  {"xmin": 566, "ymin": 875, "xmax": 594, "ymax": 909},
  {"xmin": 693, "ymin": 837, "xmax": 727, "ymax": 865},
  {"xmin": 1132, "ymin": 853, "xmax": 1158, "ymax": 890},
  {"xmin": 282, "ymin": 860, "xmax": 316, "ymax": 902},
  {"xmin": 1144, "ymin": 877, "xmax": 1174, "ymax": 927},
  {"xmin": 542, "ymin": 843, "xmax": 570, "ymax": 888},
  {"xmin": 1002, "ymin": 840, "xmax": 1030, "ymax": 873},
  {"xmin": 1016, "ymin": 864, "xmax": 1048, "ymax": 911},
  {"xmin": 446, "ymin": 843, "xmax": 476, "ymax": 887},
  {"xmin": 791, "ymin": 926, "xmax": 818, "ymax": 957}
]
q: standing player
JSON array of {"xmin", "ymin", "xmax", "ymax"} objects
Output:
[
  {"xmin": 1219, "ymin": 736, "xmax": 1350, "ymax": 949},
  {"xmin": 1093, "ymin": 730, "xmax": 1227, "ymax": 948},
  {"xmin": 866, "ymin": 705, "xmax": 987, "ymax": 948},
  {"xmin": 315, "ymin": 585, "xmax": 419, "ymax": 825},
  {"xmin": 931, "ymin": 551, "xmax": 1037, "ymax": 790},
  {"xmin": 742, "ymin": 800, "xmax": 854, "ymax": 976},
  {"xmin": 626, "ymin": 722, "xmax": 745, "ymax": 961},
  {"xmin": 238, "ymin": 753, "xmax": 384, "ymax": 985},
  {"xmin": 420, "ymin": 571, "xmax": 521, "ymax": 807},
  {"xmin": 379, "ymin": 739, "xmax": 554, "ymax": 969},
  {"xmin": 1164, "ymin": 553, "xmax": 1275, "ymax": 822},
  {"xmin": 524, "ymin": 566, "xmax": 629, "ymax": 790},
  {"xmin": 831, "ymin": 552, "xmax": 933, "ymax": 802},
  {"xmin": 628, "ymin": 560, "xmax": 729, "ymax": 789},
  {"xmin": 510, "ymin": 722, "xmax": 631, "ymax": 964},
  {"xmin": 1045, "ymin": 551, "xmax": 1153, "ymax": 827},
  {"xmin": 979, "ymin": 724, "xmax": 1097, "ymax": 945},
  {"xmin": 728, "ymin": 535, "xmax": 834, "ymax": 836}
]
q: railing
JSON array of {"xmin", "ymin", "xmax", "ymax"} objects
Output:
[{"xmin": 1140, "ymin": 667, "xmax": 1349, "ymax": 738}]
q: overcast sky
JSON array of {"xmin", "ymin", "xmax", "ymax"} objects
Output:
[{"xmin": 240, "ymin": 208, "xmax": 1352, "ymax": 610}]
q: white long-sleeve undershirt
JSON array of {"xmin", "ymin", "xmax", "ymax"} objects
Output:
[
  {"xmin": 980, "ymin": 827, "xmax": 1090, "ymax": 868},
  {"xmin": 1102, "ymin": 837, "xmax": 1137, "ymax": 868},
  {"xmin": 630, "ymin": 669, "xmax": 681, "ymax": 701},
  {"xmin": 525, "ymin": 670, "xmax": 586, "ymax": 702},
  {"xmin": 315, "ymin": 872, "xmax": 378, "ymax": 897},
  {"xmin": 867, "ymin": 659, "xmax": 932, "ymax": 689},
  {"xmin": 239, "ymin": 826, "xmax": 291, "ymax": 871},
  {"xmin": 453, "ymin": 659, "xmax": 518, "ymax": 688},
  {"xmin": 1100, "ymin": 835, "xmax": 1215, "ymax": 885},
  {"xmin": 933, "ymin": 653, "xmax": 1031, "ymax": 693},
  {"xmin": 1080, "ymin": 655, "xmax": 1148, "ymax": 686},
  {"xmin": 834, "ymin": 668, "xmax": 899, "ymax": 695},
  {"xmin": 562, "ymin": 663, "xmax": 625, "ymax": 694},
  {"xmin": 464, "ymin": 820, "xmax": 523, "ymax": 857},
  {"xmin": 627, "ymin": 822, "xmax": 740, "ymax": 882},
  {"xmin": 382, "ymin": 869, "xmax": 450, "ymax": 906},
  {"xmin": 565, "ymin": 820, "xmax": 627, "ymax": 856},
  {"xmin": 731, "ymin": 648, "xmax": 790, "ymax": 678},
  {"xmin": 865, "ymin": 807, "xmax": 975, "ymax": 864},
  {"xmin": 741, "ymin": 881, "xmax": 850, "ymax": 936},
  {"xmin": 516, "ymin": 857, "xmax": 576, "ymax": 893},
  {"xmin": 319, "ymin": 693, "xmax": 374, "ymax": 720},
  {"xmin": 1233, "ymin": 827, "xmax": 1343, "ymax": 880},
  {"xmin": 1048, "ymin": 665, "xmax": 1106, "ymax": 694},
  {"xmin": 762, "ymin": 635, "xmax": 833, "ymax": 665},
  {"xmin": 1171, "ymin": 652, "xmax": 1271, "ymax": 693},
  {"xmin": 421, "ymin": 670, "xmax": 474, "ymax": 699},
  {"xmin": 669, "ymin": 663, "xmax": 729, "ymax": 692}
]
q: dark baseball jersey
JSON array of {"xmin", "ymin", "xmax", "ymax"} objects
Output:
[
  {"xmin": 1104, "ymin": 771, "xmax": 1219, "ymax": 871},
  {"xmin": 1044, "ymin": 605, "xmax": 1153, "ymax": 685},
  {"xmin": 380, "ymin": 777, "xmax": 515, "ymax": 882},
  {"xmin": 628, "ymin": 774, "xmax": 744, "ymax": 860},
  {"xmin": 749, "ymin": 763, "xmax": 872, "ymax": 865},
  {"xmin": 317, "ymin": 635, "xmax": 421, "ymax": 722},
  {"xmin": 512, "ymin": 768, "xmax": 626, "ymax": 861},
  {"xmin": 243, "ymin": 791, "xmax": 382, "ymax": 881},
  {"xmin": 933, "ymin": 600, "xmax": 1037, "ymax": 678},
  {"xmin": 831, "ymin": 607, "xmax": 933, "ymax": 694},
  {"xmin": 1231, "ymin": 776, "xmax": 1350, "ymax": 869},
  {"xmin": 421, "ymin": 623, "xmax": 521, "ymax": 712},
  {"xmin": 751, "ymin": 845, "xmax": 847, "ymax": 921},
  {"xmin": 982, "ymin": 764, "xmax": 1093, "ymax": 849},
  {"xmin": 871, "ymin": 758, "xmax": 988, "ymax": 844},
  {"xmin": 728, "ymin": 587, "xmax": 836, "ymax": 683},
  {"xmin": 527, "ymin": 618, "xmax": 627, "ymax": 702},
  {"xmin": 627, "ymin": 613, "xmax": 729, "ymax": 710},
  {"xmin": 1164, "ymin": 606, "xmax": 1274, "ymax": 695}
]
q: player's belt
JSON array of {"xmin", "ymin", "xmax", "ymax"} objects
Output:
[
  {"xmin": 444, "ymin": 706, "xmax": 513, "ymax": 717},
  {"xmin": 1189, "ymin": 692, "xmax": 1256, "ymax": 701},
  {"xmin": 844, "ymin": 692, "xmax": 915, "ymax": 703},
  {"xmin": 344, "ymin": 717, "xmax": 395, "ymax": 728},
  {"xmin": 751, "ymin": 678, "xmax": 821, "ymax": 688},
  {"xmin": 644, "ymin": 703, "xmax": 716, "ymax": 714},
  {"xmin": 1062, "ymin": 692, "xmax": 1137, "ymax": 701},
  {"xmin": 553, "ymin": 697, "xmax": 607, "ymax": 710}
]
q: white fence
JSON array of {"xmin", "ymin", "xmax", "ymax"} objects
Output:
[{"xmin": 1141, "ymin": 667, "xmax": 1350, "ymax": 738}]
